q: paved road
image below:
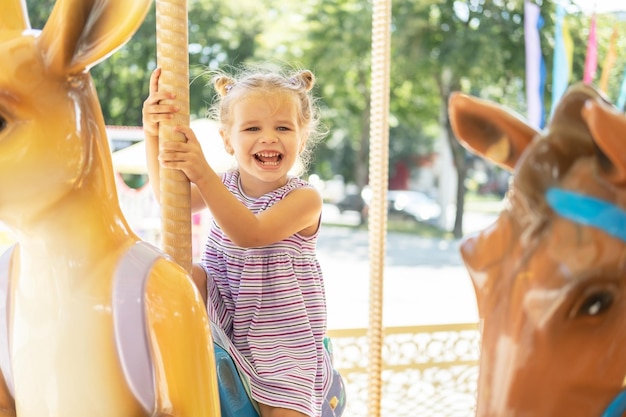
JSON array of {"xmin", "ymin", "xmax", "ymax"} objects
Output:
[{"xmin": 317, "ymin": 224, "xmax": 479, "ymax": 330}]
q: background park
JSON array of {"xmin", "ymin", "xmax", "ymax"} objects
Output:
[
  {"xmin": 17, "ymin": 0, "xmax": 626, "ymax": 240},
  {"xmin": 1, "ymin": 0, "xmax": 626, "ymax": 416}
]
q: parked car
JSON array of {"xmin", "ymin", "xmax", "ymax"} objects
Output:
[
  {"xmin": 386, "ymin": 190, "xmax": 442, "ymax": 224},
  {"xmin": 336, "ymin": 193, "xmax": 366, "ymax": 214},
  {"xmin": 360, "ymin": 188, "xmax": 442, "ymax": 225},
  {"xmin": 335, "ymin": 192, "xmax": 368, "ymax": 225}
]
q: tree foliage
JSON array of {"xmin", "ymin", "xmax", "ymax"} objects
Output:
[
  {"xmin": 27, "ymin": 0, "xmax": 262, "ymax": 126},
  {"xmin": 299, "ymin": 0, "xmax": 374, "ymax": 187},
  {"xmin": 23, "ymin": 0, "xmax": 626, "ymax": 237}
]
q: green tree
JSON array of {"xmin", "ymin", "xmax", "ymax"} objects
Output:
[
  {"xmin": 298, "ymin": 0, "xmax": 442, "ymax": 192},
  {"xmin": 26, "ymin": 0, "xmax": 263, "ymax": 126},
  {"xmin": 25, "ymin": 0, "xmax": 54, "ymax": 27},
  {"xmin": 391, "ymin": 0, "xmax": 555, "ymax": 237},
  {"xmin": 26, "ymin": 0, "xmax": 626, "ymax": 238},
  {"xmin": 299, "ymin": 0, "xmax": 374, "ymax": 188}
]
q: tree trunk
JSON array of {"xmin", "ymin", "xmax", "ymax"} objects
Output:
[
  {"xmin": 355, "ymin": 100, "xmax": 371, "ymax": 189},
  {"xmin": 438, "ymin": 68, "xmax": 467, "ymax": 238},
  {"xmin": 448, "ymin": 123, "xmax": 467, "ymax": 238}
]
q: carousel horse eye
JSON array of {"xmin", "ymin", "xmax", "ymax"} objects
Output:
[
  {"xmin": 0, "ymin": 116, "xmax": 6, "ymax": 131},
  {"xmin": 576, "ymin": 291, "xmax": 614, "ymax": 317}
]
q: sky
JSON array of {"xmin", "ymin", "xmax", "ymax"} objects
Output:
[{"xmin": 571, "ymin": 0, "xmax": 626, "ymax": 14}]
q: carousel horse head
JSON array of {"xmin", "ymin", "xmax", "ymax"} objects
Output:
[
  {"xmin": 449, "ymin": 83, "xmax": 626, "ymax": 417},
  {"xmin": 0, "ymin": 0, "xmax": 219, "ymax": 415}
]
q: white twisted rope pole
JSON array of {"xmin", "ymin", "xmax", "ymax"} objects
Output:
[
  {"xmin": 156, "ymin": 0, "xmax": 192, "ymax": 273},
  {"xmin": 368, "ymin": 0, "xmax": 391, "ymax": 415}
]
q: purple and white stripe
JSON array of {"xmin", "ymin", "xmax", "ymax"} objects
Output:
[{"xmin": 202, "ymin": 170, "xmax": 330, "ymax": 417}]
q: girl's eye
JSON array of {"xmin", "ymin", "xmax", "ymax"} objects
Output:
[
  {"xmin": 245, "ymin": 127, "xmax": 259, "ymax": 132},
  {"xmin": 573, "ymin": 290, "xmax": 615, "ymax": 317}
]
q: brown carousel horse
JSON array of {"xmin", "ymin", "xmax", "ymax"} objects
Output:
[
  {"xmin": 0, "ymin": 0, "xmax": 220, "ymax": 415},
  {"xmin": 449, "ymin": 83, "xmax": 626, "ymax": 417}
]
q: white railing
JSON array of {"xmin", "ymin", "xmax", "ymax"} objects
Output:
[{"xmin": 327, "ymin": 323, "xmax": 480, "ymax": 417}]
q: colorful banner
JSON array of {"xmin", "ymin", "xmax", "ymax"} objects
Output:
[
  {"xmin": 599, "ymin": 25, "xmax": 619, "ymax": 94},
  {"xmin": 551, "ymin": 2, "xmax": 572, "ymax": 115},
  {"xmin": 525, "ymin": 1, "xmax": 545, "ymax": 128},
  {"xmin": 562, "ymin": 18, "xmax": 573, "ymax": 78},
  {"xmin": 583, "ymin": 14, "xmax": 597, "ymax": 84},
  {"xmin": 617, "ymin": 65, "xmax": 626, "ymax": 111}
]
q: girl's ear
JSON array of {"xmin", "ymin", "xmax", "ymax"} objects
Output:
[{"xmin": 219, "ymin": 129, "xmax": 234, "ymax": 155}]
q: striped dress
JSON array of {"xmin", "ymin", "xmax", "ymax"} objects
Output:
[{"xmin": 201, "ymin": 170, "xmax": 331, "ymax": 417}]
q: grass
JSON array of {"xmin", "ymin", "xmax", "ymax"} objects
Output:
[
  {"xmin": 385, "ymin": 220, "xmax": 452, "ymax": 238},
  {"xmin": 340, "ymin": 217, "xmax": 452, "ymax": 239},
  {"xmin": 465, "ymin": 190, "xmax": 503, "ymax": 203},
  {"xmin": 464, "ymin": 192, "xmax": 505, "ymax": 214}
]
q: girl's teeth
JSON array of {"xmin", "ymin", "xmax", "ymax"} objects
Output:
[{"xmin": 255, "ymin": 153, "xmax": 282, "ymax": 165}]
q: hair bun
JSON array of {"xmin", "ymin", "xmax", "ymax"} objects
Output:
[
  {"xmin": 213, "ymin": 75, "xmax": 235, "ymax": 97},
  {"xmin": 293, "ymin": 70, "xmax": 315, "ymax": 92}
]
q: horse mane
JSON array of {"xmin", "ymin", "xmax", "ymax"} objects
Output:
[{"xmin": 507, "ymin": 84, "xmax": 613, "ymax": 243}]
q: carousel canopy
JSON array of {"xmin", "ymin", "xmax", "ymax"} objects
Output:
[{"xmin": 111, "ymin": 119, "xmax": 234, "ymax": 175}]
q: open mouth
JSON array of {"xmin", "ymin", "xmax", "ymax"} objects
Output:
[{"xmin": 254, "ymin": 152, "xmax": 283, "ymax": 166}]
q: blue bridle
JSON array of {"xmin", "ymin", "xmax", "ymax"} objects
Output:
[
  {"xmin": 602, "ymin": 391, "xmax": 626, "ymax": 417},
  {"xmin": 546, "ymin": 187, "xmax": 626, "ymax": 417},
  {"xmin": 546, "ymin": 188, "xmax": 626, "ymax": 244}
]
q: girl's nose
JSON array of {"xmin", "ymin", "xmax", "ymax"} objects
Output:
[{"xmin": 259, "ymin": 132, "xmax": 278, "ymax": 143}]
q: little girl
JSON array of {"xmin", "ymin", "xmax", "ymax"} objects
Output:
[{"xmin": 142, "ymin": 66, "xmax": 331, "ymax": 417}]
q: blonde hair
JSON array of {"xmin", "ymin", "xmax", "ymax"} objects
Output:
[{"xmin": 206, "ymin": 65, "xmax": 325, "ymax": 175}]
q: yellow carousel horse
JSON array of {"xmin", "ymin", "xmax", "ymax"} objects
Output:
[{"xmin": 0, "ymin": 0, "xmax": 220, "ymax": 415}]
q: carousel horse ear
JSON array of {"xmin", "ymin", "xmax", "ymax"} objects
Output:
[
  {"xmin": 582, "ymin": 99, "xmax": 626, "ymax": 186},
  {"xmin": 448, "ymin": 92, "xmax": 540, "ymax": 171},
  {"xmin": 1, "ymin": 0, "xmax": 30, "ymax": 32},
  {"xmin": 36, "ymin": 0, "xmax": 152, "ymax": 75}
]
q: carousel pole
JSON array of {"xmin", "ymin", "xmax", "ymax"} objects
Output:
[
  {"xmin": 367, "ymin": 0, "xmax": 391, "ymax": 415},
  {"xmin": 155, "ymin": 0, "xmax": 192, "ymax": 273},
  {"xmin": 154, "ymin": 3, "xmax": 221, "ymax": 415}
]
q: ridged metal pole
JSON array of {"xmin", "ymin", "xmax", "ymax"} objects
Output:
[
  {"xmin": 368, "ymin": 0, "xmax": 391, "ymax": 415},
  {"xmin": 156, "ymin": 0, "xmax": 192, "ymax": 273}
]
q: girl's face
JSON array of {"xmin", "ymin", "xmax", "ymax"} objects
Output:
[{"xmin": 221, "ymin": 92, "xmax": 308, "ymax": 196}]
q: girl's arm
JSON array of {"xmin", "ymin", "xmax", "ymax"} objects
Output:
[
  {"xmin": 161, "ymin": 126, "xmax": 322, "ymax": 248},
  {"xmin": 142, "ymin": 68, "xmax": 206, "ymax": 213},
  {"xmin": 196, "ymin": 171, "xmax": 322, "ymax": 247}
]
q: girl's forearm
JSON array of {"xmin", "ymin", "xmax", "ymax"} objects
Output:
[{"xmin": 194, "ymin": 173, "xmax": 260, "ymax": 247}]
